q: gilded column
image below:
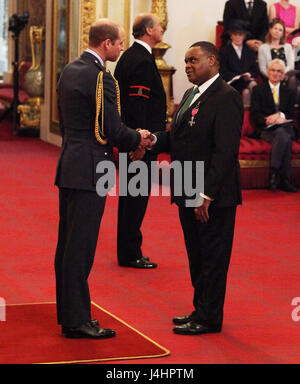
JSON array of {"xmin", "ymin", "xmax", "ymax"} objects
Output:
[
  {"xmin": 80, "ymin": 0, "xmax": 97, "ymax": 52},
  {"xmin": 151, "ymin": 0, "xmax": 175, "ymax": 123}
]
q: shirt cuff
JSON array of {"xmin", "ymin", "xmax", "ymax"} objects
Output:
[{"xmin": 200, "ymin": 192, "xmax": 214, "ymax": 201}]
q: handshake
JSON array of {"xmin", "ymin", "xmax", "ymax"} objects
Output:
[{"xmin": 130, "ymin": 129, "xmax": 156, "ymax": 161}]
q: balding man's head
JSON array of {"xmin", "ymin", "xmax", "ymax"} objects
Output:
[
  {"xmin": 132, "ymin": 13, "xmax": 156, "ymax": 39},
  {"xmin": 132, "ymin": 13, "xmax": 163, "ymax": 47},
  {"xmin": 89, "ymin": 18, "xmax": 120, "ymax": 47}
]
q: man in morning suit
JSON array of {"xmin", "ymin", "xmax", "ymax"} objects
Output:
[
  {"xmin": 135, "ymin": 42, "xmax": 243, "ymax": 334},
  {"xmin": 114, "ymin": 13, "xmax": 167, "ymax": 269},
  {"xmin": 222, "ymin": 0, "xmax": 269, "ymax": 51},
  {"xmin": 54, "ymin": 19, "xmax": 153, "ymax": 339},
  {"xmin": 250, "ymin": 58, "xmax": 298, "ymax": 192}
]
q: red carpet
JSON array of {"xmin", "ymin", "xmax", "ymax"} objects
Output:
[
  {"xmin": 0, "ymin": 302, "xmax": 169, "ymax": 364},
  {"xmin": 1, "ymin": 119, "xmax": 300, "ymax": 364}
]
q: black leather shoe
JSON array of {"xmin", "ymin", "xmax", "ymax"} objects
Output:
[
  {"xmin": 279, "ymin": 179, "xmax": 298, "ymax": 193},
  {"xmin": 269, "ymin": 171, "xmax": 278, "ymax": 191},
  {"xmin": 173, "ymin": 321, "xmax": 221, "ymax": 335},
  {"xmin": 64, "ymin": 321, "xmax": 116, "ymax": 339},
  {"xmin": 142, "ymin": 256, "xmax": 150, "ymax": 262},
  {"xmin": 173, "ymin": 314, "xmax": 192, "ymax": 325},
  {"xmin": 62, "ymin": 319, "xmax": 99, "ymax": 334},
  {"xmin": 120, "ymin": 258, "xmax": 157, "ymax": 269}
]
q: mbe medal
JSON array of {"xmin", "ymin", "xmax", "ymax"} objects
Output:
[{"xmin": 189, "ymin": 107, "xmax": 199, "ymax": 127}]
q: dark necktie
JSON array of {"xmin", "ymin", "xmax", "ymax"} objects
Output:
[{"xmin": 177, "ymin": 88, "xmax": 200, "ymax": 123}]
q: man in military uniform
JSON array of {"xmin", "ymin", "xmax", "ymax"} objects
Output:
[{"xmin": 54, "ymin": 19, "xmax": 152, "ymax": 339}]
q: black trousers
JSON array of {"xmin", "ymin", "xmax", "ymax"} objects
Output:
[
  {"xmin": 178, "ymin": 205, "xmax": 237, "ymax": 330},
  {"xmin": 117, "ymin": 153, "xmax": 155, "ymax": 265},
  {"xmin": 260, "ymin": 125, "xmax": 295, "ymax": 180},
  {"xmin": 54, "ymin": 188, "xmax": 106, "ymax": 327}
]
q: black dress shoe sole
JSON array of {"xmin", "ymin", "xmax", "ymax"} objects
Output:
[
  {"xmin": 173, "ymin": 327, "xmax": 221, "ymax": 335},
  {"xmin": 173, "ymin": 322, "xmax": 221, "ymax": 335},
  {"xmin": 65, "ymin": 329, "xmax": 116, "ymax": 339},
  {"xmin": 119, "ymin": 262, "xmax": 158, "ymax": 269}
]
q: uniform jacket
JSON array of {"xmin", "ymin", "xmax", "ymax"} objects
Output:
[
  {"xmin": 114, "ymin": 42, "xmax": 167, "ymax": 134},
  {"xmin": 55, "ymin": 51, "xmax": 140, "ymax": 191},
  {"xmin": 154, "ymin": 76, "xmax": 243, "ymax": 208}
]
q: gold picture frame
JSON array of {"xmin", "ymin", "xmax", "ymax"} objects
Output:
[{"xmin": 51, "ymin": 0, "xmax": 70, "ymax": 135}]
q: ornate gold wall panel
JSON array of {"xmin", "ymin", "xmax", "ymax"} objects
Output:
[{"xmin": 80, "ymin": 0, "xmax": 97, "ymax": 53}]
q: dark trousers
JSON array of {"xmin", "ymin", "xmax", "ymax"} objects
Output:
[
  {"xmin": 261, "ymin": 125, "xmax": 295, "ymax": 180},
  {"xmin": 54, "ymin": 188, "xmax": 106, "ymax": 327},
  {"xmin": 178, "ymin": 205, "xmax": 237, "ymax": 330},
  {"xmin": 117, "ymin": 153, "xmax": 155, "ymax": 265}
]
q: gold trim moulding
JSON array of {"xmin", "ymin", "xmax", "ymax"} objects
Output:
[{"xmin": 239, "ymin": 159, "xmax": 300, "ymax": 168}]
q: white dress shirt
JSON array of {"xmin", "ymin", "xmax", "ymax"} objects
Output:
[
  {"xmin": 189, "ymin": 73, "xmax": 220, "ymax": 107},
  {"xmin": 268, "ymin": 81, "xmax": 286, "ymax": 119}
]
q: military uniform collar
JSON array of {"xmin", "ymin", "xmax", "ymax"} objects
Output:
[{"xmin": 85, "ymin": 48, "xmax": 105, "ymax": 67}]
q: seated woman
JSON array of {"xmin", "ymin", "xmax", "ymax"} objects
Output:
[
  {"xmin": 269, "ymin": 0, "xmax": 300, "ymax": 44},
  {"xmin": 258, "ymin": 18, "xmax": 297, "ymax": 96},
  {"xmin": 220, "ymin": 19, "xmax": 258, "ymax": 106}
]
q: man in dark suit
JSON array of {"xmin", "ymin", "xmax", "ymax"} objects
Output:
[
  {"xmin": 222, "ymin": 0, "xmax": 269, "ymax": 51},
  {"xmin": 114, "ymin": 13, "xmax": 167, "ymax": 269},
  {"xmin": 250, "ymin": 58, "xmax": 298, "ymax": 192},
  {"xmin": 133, "ymin": 42, "xmax": 243, "ymax": 334},
  {"xmin": 54, "ymin": 19, "xmax": 153, "ymax": 339}
]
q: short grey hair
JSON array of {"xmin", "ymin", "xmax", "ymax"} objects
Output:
[{"xmin": 268, "ymin": 58, "xmax": 286, "ymax": 72}]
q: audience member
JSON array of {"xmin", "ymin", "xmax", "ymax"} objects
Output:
[
  {"xmin": 220, "ymin": 19, "xmax": 258, "ymax": 105},
  {"xmin": 251, "ymin": 58, "xmax": 298, "ymax": 192},
  {"xmin": 269, "ymin": 0, "xmax": 300, "ymax": 44},
  {"xmin": 258, "ymin": 18, "xmax": 298, "ymax": 99},
  {"xmin": 223, "ymin": 0, "xmax": 269, "ymax": 51}
]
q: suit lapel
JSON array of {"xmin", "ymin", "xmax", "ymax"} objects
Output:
[{"xmin": 173, "ymin": 77, "xmax": 222, "ymax": 132}]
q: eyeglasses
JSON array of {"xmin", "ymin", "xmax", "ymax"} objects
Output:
[{"xmin": 269, "ymin": 68, "xmax": 284, "ymax": 74}]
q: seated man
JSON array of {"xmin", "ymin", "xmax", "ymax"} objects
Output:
[{"xmin": 250, "ymin": 58, "xmax": 298, "ymax": 192}]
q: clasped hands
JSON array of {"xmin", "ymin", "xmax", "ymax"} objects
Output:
[
  {"xmin": 130, "ymin": 129, "xmax": 155, "ymax": 161},
  {"xmin": 265, "ymin": 112, "xmax": 285, "ymax": 126}
]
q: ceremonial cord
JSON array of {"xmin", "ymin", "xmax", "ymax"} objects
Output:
[{"xmin": 95, "ymin": 70, "xmax": 121, "ymax": 145}]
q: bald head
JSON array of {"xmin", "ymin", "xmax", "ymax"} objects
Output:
[
  {"xmin": 89, "ymin": 18, "xmax": 121, "ymax": 48},
  {"xmin": 132, "ymin": 13, "xmax": 157, "ymax": 39}
]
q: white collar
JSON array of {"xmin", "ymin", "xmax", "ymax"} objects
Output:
[
  {"xmin": 85, "ymin": 48, "xmax": 104, "ymax": 67},
  {"xmin": 197, "ymin": 73, "xmax": 220, "ymax": 95},
  {"xmin": 135, "ymin": 39, "xmax": 152, "ymax": 54},
  {"xmin": 232, "ymin": 42, "xmax": 243, "ymax": 51},
  {"xmin": 268, "ymin": 81, "xmax": 280, "ymax": 92}
]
